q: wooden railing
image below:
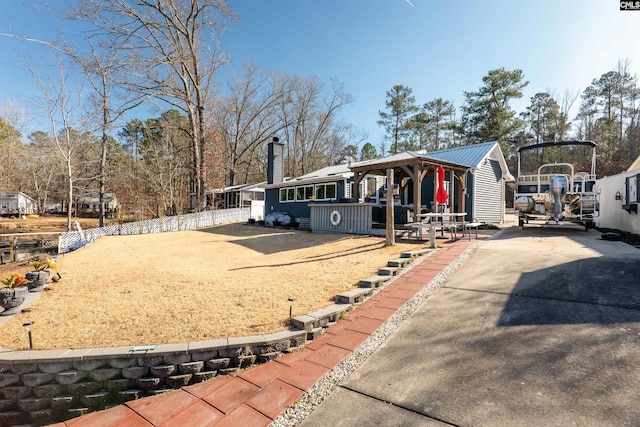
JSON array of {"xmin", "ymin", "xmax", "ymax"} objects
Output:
[{"xmin": 0, "ymin": 231, "xmax": 62, "ymax": 263}]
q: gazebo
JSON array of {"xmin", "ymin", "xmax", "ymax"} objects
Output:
[{"xmin": 351, "ymin": 151, "xmax": 472, "ymax": 219}]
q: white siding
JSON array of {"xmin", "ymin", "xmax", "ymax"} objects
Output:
[
  {"xmin": 473, "ymin": 159, "xmax": 503, "ymax": 223},
  {"xmin": 596, "ymin": 172, "xmax": 640, "ymax": 234}
]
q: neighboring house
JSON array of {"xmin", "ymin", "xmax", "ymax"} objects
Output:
[
  {"xmin": 596, "ymin": 155, "xmax": 640, "ymax": 235},
  {"xmin": 75, "ymin": 192, "xmax": 118, "ymax": 218},
  {"xmin": 0, "ymin": 191, "xmax": 38, "ymax": 216},
  {"xmin": 209, "ymin": 182, "xmax": 266, "ymax": 220},
  {"xmin": 264, "ymin": 140, "xmax": 513, "ymax": 228}
]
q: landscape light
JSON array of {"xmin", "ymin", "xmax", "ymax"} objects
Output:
[
  {"xmin": 22, "ymin": 321, "xmax": 34, "ymax": 350},
  {"xmin": 288, "ymin": 297, "xmax": 295, "ymax": 319}
]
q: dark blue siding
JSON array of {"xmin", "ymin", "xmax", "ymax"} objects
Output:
[{"xmin": 265, "ymin": 180, "xmax": 347, "ymax": 220}]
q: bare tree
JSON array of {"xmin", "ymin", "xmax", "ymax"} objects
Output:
[
  {"xmin": 31, "ymin": 56, "xmax": 89, "ymax": 230},
  {"xmin": 279, "ymin": 76, "xmax": 353, "ymax": 177},
  {"xmin": 79, "ymin": 44, "xmax": 150, "ymax": 226},
  {"xmin": 217, "ymin": 64, "xmax": 290, "ymax": 186},
  {"xmin": 71, "ymin": 0, "xmax": 235, "ymax": 211},
  {"xmin": 0, "ymin": 114, "xmax": 24, "ymax": 190}
]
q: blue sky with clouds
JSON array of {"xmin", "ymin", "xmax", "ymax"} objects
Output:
[{"xmin": 1, "ymin": 0, "xmax": 639, "ymax": 146}]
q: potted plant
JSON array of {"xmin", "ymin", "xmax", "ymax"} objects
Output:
[
  {"xmin": 47, "ymin": 258, "xmax": 62, "ymax": 283},
  {"xmin": 25, "ymin": 261, "xmax": 50, "ymax": 292},
  {"xmin": 0, "ymin": 274, "xmax": 30, "ymax": 316}
]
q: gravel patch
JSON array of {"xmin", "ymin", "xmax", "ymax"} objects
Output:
[{"xmin": 271, "ymin": 239, "xmax": 486, "ymax": 427}]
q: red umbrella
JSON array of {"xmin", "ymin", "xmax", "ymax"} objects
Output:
[{"xmin": 435, "ymin": 166, "xmax": 448, "ymax": 205}]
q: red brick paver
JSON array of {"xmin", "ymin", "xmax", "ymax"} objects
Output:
[
  {"xmin": 126, "ymin": 390, "xmax": 197, "ymax": 425},
  {"xmin": 277, "ymin": 360, "xmax": 330, "ymax": 390},
  {"xmin": 66, "ymin": 405, "xmax": 151, "ymax": 427},
  {"xmin": 201, "ymin": 377, "xmax": 260, "ymax": 414}
]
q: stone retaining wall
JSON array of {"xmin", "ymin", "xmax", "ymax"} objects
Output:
[{"xmin": 0, "ymin": 330, "xmax": 309, "ymax": 426}]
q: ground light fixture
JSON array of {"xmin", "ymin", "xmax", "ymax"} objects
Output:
[
  {"xmin": 288, "ymin": 297, "xmax": 295, "ymax": 319},
  {"xmin": 22, "ymin": 321, "xmax": 34, "ymax": 350}
]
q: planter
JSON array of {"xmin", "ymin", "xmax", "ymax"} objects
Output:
[
  {"xmin": 26, "ymin": 271, "xmax": 50, "ymax": 292},
  {"xmin": 0, "ymin": 286, "xmax": 29, "ymax": 316}
]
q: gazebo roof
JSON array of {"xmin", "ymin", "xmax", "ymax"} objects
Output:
[
  {"xmin": 350, "ymin": 141, "xmax": 513, "ymax": 180},
  {"xmin": 350, "ymin": 150, "xmax": 467, "ymax": 174}
]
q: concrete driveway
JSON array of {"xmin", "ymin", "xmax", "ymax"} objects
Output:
[{"xmin": 301, "ymin": 225, "xmax": 640, "ymax": 426}]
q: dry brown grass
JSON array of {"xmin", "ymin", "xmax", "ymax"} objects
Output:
[{"xmin": 0, "ymin": 223, "xmax": 426, "ymax": 350}]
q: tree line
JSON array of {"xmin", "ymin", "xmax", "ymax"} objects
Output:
[
  {"xmin": 0, "ymin": 1, "xmax": 357, "ymax": 229},
  {"xmin": 376, "ymin": 61, "xmax": 639, "ymax": 177},
  {"xmin": 0, "ymin": 1, "xmax": 638, "ymax": 230}
]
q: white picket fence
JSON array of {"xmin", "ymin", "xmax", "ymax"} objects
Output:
[{"xmin": 58, "ymin": 208, "xmax": 250, "ymax": 254}]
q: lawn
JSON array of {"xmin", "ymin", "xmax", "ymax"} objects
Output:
[{"xmin": 0, "ymin": 223, "xmax": 425, "ymax": 350}]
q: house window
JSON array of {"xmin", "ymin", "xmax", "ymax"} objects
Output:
[
  {"xmin": 315, "ymin": 183, "xmax": 336, "ymax": 201},
  {"xmin": 279, "ymin": 187, "xmax": 295, "ymax": 202},
  {"xmin": 296, "ymin": 185, "xmax": 314, "ymax": 201}
]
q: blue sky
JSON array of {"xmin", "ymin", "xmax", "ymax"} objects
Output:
[{"xmin": 1, "ymin": 0, "xmax": 639, "ymax": 147}]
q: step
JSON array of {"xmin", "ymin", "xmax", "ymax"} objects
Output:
[
  {"xmin": 291, "ymin": 304, "xmax": 352, "ymax": 331},
  {"xmin": 400, "ymin": 248, "xmax": 434, "ymax": 259},
  {"xmin": 335, "ymin": 288, "xmax": 374, "ymax": 305},
  {"xmin": 387, "ymin": 258, "xmax": 411, "ymax": 268},
  {"xmin": 359, "ymin": 275, "xmax": 391, "ymax": 288},
  {"xmin": 298, "ymin": 217, "xmax": 311, "ymax": 230},
  {"xmin": 378, "ymin": 266, "xmax": 400, "ymax": 276}
]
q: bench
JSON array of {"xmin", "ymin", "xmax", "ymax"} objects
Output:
[
  {"xmin": 439, "ymin": 223, "xmax": 461, "ymax": 240},
  {"xmin": 403, "ymin": 222, "xmax": 442, "ymax": 241},
  {"xmin": 463, "ymin": 222, "xmax": 482, "ymax": 240}
]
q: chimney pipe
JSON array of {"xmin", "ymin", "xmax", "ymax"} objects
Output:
[{"xmin": 267, "ymin": 137, "xmax": 284, "ymax": 185}]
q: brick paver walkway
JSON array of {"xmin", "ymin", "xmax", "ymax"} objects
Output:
[{"xmin": 51, "ymin": 233, "xmax": 489, "ymax": 427}]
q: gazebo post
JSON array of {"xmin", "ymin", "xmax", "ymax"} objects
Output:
[
  {"xmin": 385, "ymin": 168, "xmax": 395, "ymax": 247},
  {"xmin": 450, "ymin": 169, "xmax": 455, "ymax": 212},
  {"xmin": 353, "ymin": 172, "xmax": 364, "ymax": 202},
  {"xmin": 433, "ymin": 166, "xmax": 438, "ymax": 213},
  {"xmin": 413, "ymin": 164, "xmax": 422, "ymax": 220}
]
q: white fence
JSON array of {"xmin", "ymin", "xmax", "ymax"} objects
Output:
[{"xmin": 58, "ymin": 208, "xmax": 250, "ymax": 254}]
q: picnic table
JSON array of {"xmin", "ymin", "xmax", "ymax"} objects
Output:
[{"xmin": 418, "ymin": 212, "xmax": 466, "ymax": 240}]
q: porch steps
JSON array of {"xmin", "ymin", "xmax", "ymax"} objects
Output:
[
  {"xmin": 359, "ymin": 275, "xmax": 391, "ymax": 288},
  {"xmin": 298, "ymin": 217, "xmax": 311, "ymax": 230}
]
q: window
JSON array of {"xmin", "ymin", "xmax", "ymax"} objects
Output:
[
  {"xmin": 279, "ymin": 187, "xmax": 295, "ymax": 202},
  {"xmin": 296, "ymin": 185, "xmax": 314, "ymax": 201},
  {"xmin": 305, "ymin": 186, "xmax": 314, "ymax": 200},
  {"xmin": 315, "ymin": 183, "xmax": 336, "ymax": 201}
]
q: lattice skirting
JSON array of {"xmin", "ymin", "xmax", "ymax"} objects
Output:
[{"xmin": 58, "ymin": 208, "xmax": 250, "ymax": 254}]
